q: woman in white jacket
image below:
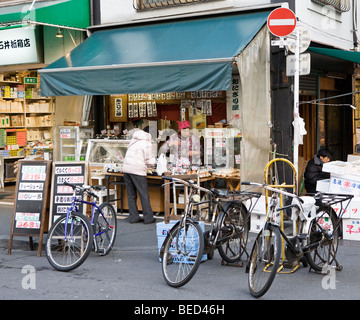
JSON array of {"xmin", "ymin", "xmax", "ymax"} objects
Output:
[{"xmin": 122, "ymin": 127, "xmax": 156, "ymax": 224}]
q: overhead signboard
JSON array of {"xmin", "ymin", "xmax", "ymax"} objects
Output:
[
  {"xmin": 0, "ymin": 27, "xmax": 41, "ymax": 65},
  {"xmin": 267, "ymin": 8, "xmax": 297, "ymax": 37}
]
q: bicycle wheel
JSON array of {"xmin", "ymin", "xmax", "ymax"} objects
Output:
[
  {"xmin": 46, "ymin": 212, "xmax": 93, "ymax": 272},
  {"xmin": 93, "ymin": 202, "xmax": 117, "ymax": 256},
  {"xmin": 218, "ymin": 203, "xmax": 249, "ymax": 263},
  {"xmin": 304, "ymin": 205, "xmax": 339, "ymax": 272},
  {"xmin": 161, "ymin": 219, "xmax": 204, "ymax": 288},
  {"xmin": 248, "ymin": 224, "xmax": 281, "ymax": 298}
]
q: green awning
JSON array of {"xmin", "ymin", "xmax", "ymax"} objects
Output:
[
  {"xmin": 0, "ymin": 0, "xmax": 90, "ymax": 30},
  {"xmin": 308, "ymin": 47, "xmax": 360, "ymax": 64},
  {"xmin": 39, "ymin": 10, "xmax": 270, "ymax": 96}
]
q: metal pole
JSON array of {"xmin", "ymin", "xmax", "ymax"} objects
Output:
[{"xmin": 293, "ymin": 28, "xmax": 300, "ymax": 180}]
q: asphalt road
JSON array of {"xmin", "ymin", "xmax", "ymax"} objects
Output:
[{"xmin": 1, "ymin": 202, "xmax": 360, "ymax": 314}]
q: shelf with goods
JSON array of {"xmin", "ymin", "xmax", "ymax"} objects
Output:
[{"xmin": 0, "ymin": 71, "xmax": 54, "ymax": 184}]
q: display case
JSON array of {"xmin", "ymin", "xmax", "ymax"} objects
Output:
[
  {"xmin": 85, "ymin": 139, "xmax": 130, "ymax": 178},
  {"xmin": 204, "ymin": 128, "xmax": 241, "ymax": 173},
  {"xmin": 59, "ymin": 126, "xmax": 80, "ymax": 161},
  {"xmin": 59, "ymin": 126, "xmax": 94, "ymax": 161}
]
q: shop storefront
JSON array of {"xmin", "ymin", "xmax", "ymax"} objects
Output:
[
  {"xmin": 0, "ymin": 0, "xmax": 90, "ymax": 186},
  {"xmin": 39, "ymin": 9, "xmax": 272, "ymax": 192}
]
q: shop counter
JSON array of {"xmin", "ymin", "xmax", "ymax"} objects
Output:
[
  {"xmin": 163, "ymin": 174, "xmax": 215, "ymax": 223},
  {"xmin": 104, "ymin": 172, "xmax": 164, "ymax": 214}
]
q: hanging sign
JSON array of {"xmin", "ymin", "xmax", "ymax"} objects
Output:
[{"xmin": 267, "ymin": 8, "xmax": 297, "ymax": 37}]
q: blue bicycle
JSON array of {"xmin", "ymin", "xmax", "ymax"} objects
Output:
[{"xmin": 46, "ymin": 182, "xmax": 117, "ymax": 271}]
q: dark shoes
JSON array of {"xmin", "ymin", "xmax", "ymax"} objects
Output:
[
  {"xmin": 143, "ymin": 218, "xmax": 156, "ymax": 224},
  {"xmin": 130, "ymin": 218, "xmax": 156, "ymax": 224}
]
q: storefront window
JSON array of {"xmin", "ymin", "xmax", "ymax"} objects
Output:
[
  {"xmin": 133, "ymin": 0, "xmax": 219, "ymax": 10},
  {"xmin": 311, "ymin": 0, "xmax": 351, "ymax": 12}
]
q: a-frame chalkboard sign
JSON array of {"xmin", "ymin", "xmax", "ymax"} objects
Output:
[
  {"xmin": 48, "ymin": 161, "xmax": 88, "ymax": 228},
  {"xmin": 8, "ymin": 160, "xmax": 52, "ymax": 256}
]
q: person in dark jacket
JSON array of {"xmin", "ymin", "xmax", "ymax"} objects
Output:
[{"xmin": 304, "ymin": 148, "xmax": 332, "ymax": 194}]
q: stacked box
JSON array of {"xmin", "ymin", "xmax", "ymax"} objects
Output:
[
  {"xmin": 0, "ymin": 129, "xmax": 6, "ymax": 148},
  {"xmin": 246, "ymin": 195, "xmax": 267, "ymax": 233},
  {"xmin": 16, "ymin": 130, "xmax": 26, "ymax": 146},
  {"xmin": 156, "ymin": 220, "xmax": 207, "ymax": 263}
]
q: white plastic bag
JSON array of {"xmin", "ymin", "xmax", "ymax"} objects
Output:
[{"xmin": 156, "ymin": 154, "xmax": 167, "ymax": 176}]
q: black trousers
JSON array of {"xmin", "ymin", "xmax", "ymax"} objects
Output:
[{"xmin": 124, "ymin": 173, "xmax": 154, "ymax": 223}]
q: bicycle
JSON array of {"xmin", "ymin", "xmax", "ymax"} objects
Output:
[
  {"xmin": 242, "ymin": 181, "xmax": 353, "ymax": 298},
  {"xmin": 159, "ymin": 176, "xmax": 261, "ymax": 288},
  {"xmin": 46, "ymin": 182, "xmax": 117, "ymax": 271}
]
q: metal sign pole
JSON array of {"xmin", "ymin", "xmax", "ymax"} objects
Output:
[{"xmin": 293, "ymin": 28, "xmax": 300, "ymax": 180}]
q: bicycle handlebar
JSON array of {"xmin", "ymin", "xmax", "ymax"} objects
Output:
[
  {"xmin": 241, "ymin": 181, "xmax": 304, "ymax": 203},
  {"xmin": 63, "ymin": 182, "xmax": 105, "ymax": 200}
]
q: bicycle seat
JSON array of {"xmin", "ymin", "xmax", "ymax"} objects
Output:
[{"xmin": 211, "ymin": 188, "xmax": 228, "ymax": 197}]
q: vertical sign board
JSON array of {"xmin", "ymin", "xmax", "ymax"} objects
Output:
[
  {"xmin": 49, "ymin": 161, "xmax": 88, "ymax": 227},
  {"xmin": 8, "ymin": 160, "xmax": 52, "ymax": 256}
]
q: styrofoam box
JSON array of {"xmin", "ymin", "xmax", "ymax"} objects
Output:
[
  {"xmin": 156, "ymin": 220, "xmax": 207, "ymax": 263},
  {"xmin": 329, "ymin": 175, "xmax": 360, "ymax": 196},
  {"xmin": 246, "ymin": 195, "xmax": 266, "ymax": 215},
  {"xmin": 323, "ymin": 161, "xmax": 352, "ymax": 175},
  {"xmin": 250, "ymin": 213, "xmax": 266, "ymax": 233},
  {"xmin": 342, "ymin": 218, "xmax": 360, "ymax": 241},
  {"xmin": 316, "ymin": 179, "xmax": 330, "ymax": 193}
]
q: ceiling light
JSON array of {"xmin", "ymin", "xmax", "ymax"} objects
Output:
[{"xmin": 56, "ymin": 28, "xmax": 63, "ymax": 38}]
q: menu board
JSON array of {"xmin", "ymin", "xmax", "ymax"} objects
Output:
[
  {"xmin": 8, "ymin": 160, "xmax": 51, "ymax": 256},
  {"xmin": 49, "ymin": 161, "xmax": 87, "ymax": 226}
]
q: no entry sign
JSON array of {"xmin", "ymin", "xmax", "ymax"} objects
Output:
[{"xmin": 267, "ymin": 8, "xmax": 297, "ymax": 37}]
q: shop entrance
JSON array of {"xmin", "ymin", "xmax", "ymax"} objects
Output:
[{"xmin": 299, "ymin": 80, "xmax": 353, "ymax": 163}]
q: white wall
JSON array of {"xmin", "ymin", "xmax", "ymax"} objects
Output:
[
  {"xmin": 99, "ymin": 0, "xmax": 272, "ymax": 25},
  {"xmin": 296, "ymin": 0, "xmax": 355, "ymax": 50}
]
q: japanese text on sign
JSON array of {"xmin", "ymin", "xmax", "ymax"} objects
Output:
[
  {"xmin": 55, "ymin": 166, "xmax": 83, "ymax": 175},
  {"xmin": 17, "ymin": 192, "xmax": 43, "ymax": 201},
  {"xmin": 56, "ymin": 176, "xmax": 84, "ymax": 184},
  {"xmin": 0, "ymin": 38, "xmax": 31, "ymax": 50}
]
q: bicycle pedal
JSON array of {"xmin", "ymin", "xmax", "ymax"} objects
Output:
[
  {"xmin": 97, "ymin": 248, "xmax": 106, "ymax": 255},
  {"xmin": 297, "ymin": 234, "xmax": 307, "ymax": 240}
]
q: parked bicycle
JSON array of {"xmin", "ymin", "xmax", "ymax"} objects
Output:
[
  {"xmin": 46, "ymin": 182, "xmax": 117, "ymax": 271},
  {"xmin": 242, "ymin": 181, "xmax": 353, "ymax": 298},
  {"xmin": 159, "ymin": 176, "xmax": 261, "ymax": 288}
]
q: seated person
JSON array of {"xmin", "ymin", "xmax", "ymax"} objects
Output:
[{"xmin": 304, "ymin": 148, "xmax": 332, "ymax": 194}]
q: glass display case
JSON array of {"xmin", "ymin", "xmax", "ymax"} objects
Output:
[
  {"xmin": 85, "ymin": 139, "xmax": 130, "ymax": 177},
  {"xmin": 204, "ymin": 128, "xmax": 241, "ymax": 173}
]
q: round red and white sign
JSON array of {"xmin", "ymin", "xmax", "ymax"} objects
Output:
[{"xmin": 267, "ymin": 8, "xmax": 297, "ymax": 37}]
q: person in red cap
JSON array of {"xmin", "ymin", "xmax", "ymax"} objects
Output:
[{"xmin": 159, "ymin": 120, "xmax": 201, "ymax": 166}]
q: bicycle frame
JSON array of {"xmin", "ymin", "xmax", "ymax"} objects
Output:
[{"xmin": 63, "ymin": 187, "xmax": 112, "ymax": 241}]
